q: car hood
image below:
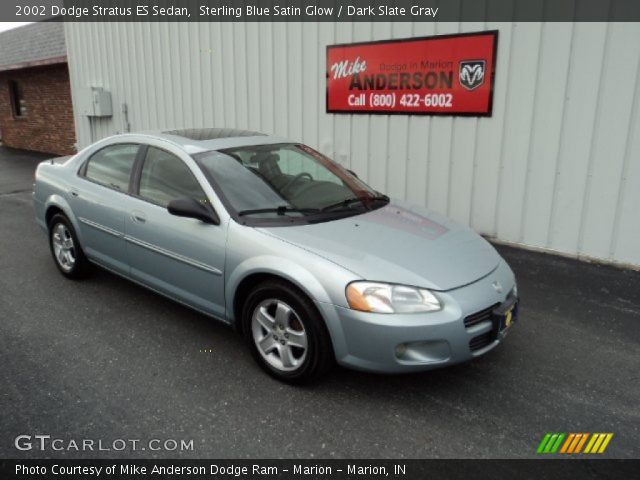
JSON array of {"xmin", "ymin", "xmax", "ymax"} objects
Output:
[{"xmin": 258, "ymin": 201, "xmax": 501, "ymax": 291}]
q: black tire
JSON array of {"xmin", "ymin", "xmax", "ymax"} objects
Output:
[
  {"xmin": 242, "ymin": 280, "xmax": 334, "ymax": 383},
  {"xmin": 48, "ymin": 213, "xmax": 91, "ymax": 279}
]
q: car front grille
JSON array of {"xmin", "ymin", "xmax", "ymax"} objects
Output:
[
  {"xmin": 469, "ymin": 331, "xmax": 495, "ymax": 352},
  {"xmin": 463, "ymin": 303, "xmax": 499, "ymax": 328},
  {"xmin": 464, "ymin": 302, "xmax": 501, "ymax": 352}
]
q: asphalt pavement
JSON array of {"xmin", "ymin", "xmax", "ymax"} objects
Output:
[{"xmin": 0, "ymin": 146, "xmax": 638, "ymax": 459}]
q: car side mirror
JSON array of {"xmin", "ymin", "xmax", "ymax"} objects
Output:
[{"xmin": 167, "ymin": 197, "xmax": 219, "ymax": 225}]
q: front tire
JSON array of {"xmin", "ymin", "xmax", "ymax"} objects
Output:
[
  {"xmin": 242, "ymin": 280, "xmax": 334, "ymax": 383},
  {"xmin": 48, "ymin": 213, "xmax": 90, "ymax": 279}
]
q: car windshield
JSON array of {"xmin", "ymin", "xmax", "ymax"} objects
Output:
[{"xmin": 193, "ymin": 143, "xmax": 389, "ymax": 224}]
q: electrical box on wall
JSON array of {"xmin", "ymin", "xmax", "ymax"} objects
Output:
[{"xmin": 80, "ymin": 87, "xmax": 112, "ymax": 117}]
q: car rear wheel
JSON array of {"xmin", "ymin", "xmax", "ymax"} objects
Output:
[
  {"xmin": 48, "ymin": 213, "xmax": 90, "ymax": 279},
  {"xmin": 243, "ymin": 280, "xmax": 334, "ymax": 383}
]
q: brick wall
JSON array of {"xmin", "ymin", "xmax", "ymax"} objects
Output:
[{"xmin": 0, "ymin": 63, "xmax": 76, "ymax": 155}]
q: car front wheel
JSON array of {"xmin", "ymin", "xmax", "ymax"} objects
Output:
[{"xmin": 243, "ymin": 280, "xmax": 334, "ymax": 383}]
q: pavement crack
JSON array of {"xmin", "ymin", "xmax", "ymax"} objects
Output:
[{"xmin": 0, "ymin": 188, "xmax": 32, "ymax": 196}]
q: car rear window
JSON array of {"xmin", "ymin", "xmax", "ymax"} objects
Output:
[{"xmin": 84, "ymin": 144, "xmax": 139, "ymax": 192}]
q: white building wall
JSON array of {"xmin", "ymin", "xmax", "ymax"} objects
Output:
[{"xmin": 64, "ymin": 21, "xmax": 640, "ymax": 267}]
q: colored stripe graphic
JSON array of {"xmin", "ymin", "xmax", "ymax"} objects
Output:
[
  {"xmin": 597, "ymin": 434, "xmax": 614, "ymax": 453},
  {"xmin": 591, "ymin": 434, "xmax": 606, "ymax": 453},
  {"xmin": 575, "ymin": 433, "xmax": 589, "ymax": 453},
  {"xmin": 567, "ymin": 434, "xmax": 581, "ymax": 453},
  {"xmin": 560, "ymin": 433, "xmax": 575, "ymax": 453},
  {"xmin": 584, "ymin": 433, "xmax": 614, "ymax": 454},
  {"xmin": 538, "ymin": 433, "xmax": 613, "ymax": 454},
  {"xmin": 584, "ymin": 434, "xmax": 599, "ymax": 453},
  {"xmin": 544, "ymin": 434, "xmax": 559, "ymax": 453},
  {"xmin": 564, "ymin": 433, "xmax": 579, "ymax": 453},
  {"xmin": 537, "ymin": 434, "xmax": 552, "ymax": 454},
  {"xmin": 537, "ymin": 433, "xmax": 565, "ymax": 454},
  {"xmin": 550, "ymin": 433, "xmax": 565, "ymax": 453}
]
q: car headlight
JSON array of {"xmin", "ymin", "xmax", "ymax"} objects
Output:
[{"xmin": 346, "ymin": 281, "xmax": 441, "ymax": 314}]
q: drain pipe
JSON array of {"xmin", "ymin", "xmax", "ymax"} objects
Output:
[{"xmin": 122, "ymin": 103, "xmax": 130, "ymax": 133}]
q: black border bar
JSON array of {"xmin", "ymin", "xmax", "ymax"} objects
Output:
[
  {"xmin": 2, "ymin": 459, "xmax": 639, "ymax": 480},
  {"xmin": 2, "ymin": 0, "xmax": 640, "ymax": 22}
]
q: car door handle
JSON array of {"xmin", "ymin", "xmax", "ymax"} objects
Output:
[
  {"xmin": 69, "ymin": 189, "xmax": 79, "ymax": 197},
  {"xmin": 131, "ymin": 211, "xmax": 147, "ymax": 224}
]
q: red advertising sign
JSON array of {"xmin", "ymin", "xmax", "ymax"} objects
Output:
[{"xmin": 326, "ymin": 31, "xmax": 498, "ymax": 116}]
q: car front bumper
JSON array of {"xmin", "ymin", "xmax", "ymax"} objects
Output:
[{"xmin": 316, "ymin": 259, "xmax": 518, "ymax": 373}]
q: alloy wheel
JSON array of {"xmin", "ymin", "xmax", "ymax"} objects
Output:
[
  {"xmin": 51, "ymin": 223, "xmax": 76, "ymax": 272},
  {"xmin": 251, "ymin": 298, "xmax": 308, "ymax": 372}
]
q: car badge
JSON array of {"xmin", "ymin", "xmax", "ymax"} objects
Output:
[
  {"xmin": 492, "ymin": 281, "xmax": 503, "ymax": 293},
  {"xmin": 459, "ymin": 60, "xmax": 486, "ymax": 90}
]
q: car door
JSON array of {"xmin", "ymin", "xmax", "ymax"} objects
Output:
[
  {"xmin": 122, "ymin": 145, "xmax": 226, "ymax": 318},
  {"xmin": 70, "ymin": 143, "xmax": 141, "ymax": 275}
]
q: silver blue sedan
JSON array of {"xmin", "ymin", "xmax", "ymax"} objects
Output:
[{"xmin": 34, "ymin": 128, "xmax": 518, "ymax": 382}]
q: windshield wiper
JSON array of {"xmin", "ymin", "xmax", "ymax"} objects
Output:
[
  {"xmin": 321, "ymin": 194, "xmax": 389, "ymax": 212},
  {"xmin": 237, "ymin": 206, "xmax": 320, "ymax": 217}
]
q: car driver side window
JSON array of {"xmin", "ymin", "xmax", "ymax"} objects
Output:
[
  {"xmin": 138, "ymin": 147, "xmax": 208, "ymax": 208},
  {"xmin": 279, "ymin": 148, "xmax": 343, "ymax": 185}
]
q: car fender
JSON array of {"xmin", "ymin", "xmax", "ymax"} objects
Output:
[
  {"xmin": 43, "ymin": 194, "xmax": 84, "ymax": 245},
  {"xmin": 226, "ymin": 255, "xmax": 334, "ymax": 316},
  {"xmin": 226, "ymin": 255, "xmax": 352, "ymax": 356}
]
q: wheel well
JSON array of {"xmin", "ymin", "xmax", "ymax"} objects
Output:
[
  {"xmin": 233, "ymin": 273, "xmax": 314, "ymax": 334},
  {"xmin": 45, "ymin": 206, "xmax": 65, "ymax": 228}
]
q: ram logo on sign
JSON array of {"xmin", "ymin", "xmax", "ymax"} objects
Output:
[{"xmin": 459, "ymin": 60, "xmax": 486, "ymax": 90}]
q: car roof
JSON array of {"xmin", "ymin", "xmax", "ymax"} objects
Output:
[
  {"xmin": 163, "ymin": 127, "xmax": 266, "ymax": 140},
  {"xmin": 126, "ymin": 128, "xmax": 291, "ymax": 154}
]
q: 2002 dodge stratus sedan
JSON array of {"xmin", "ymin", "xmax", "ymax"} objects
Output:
[{"xmin": 34, "ymin": 128, "xmax": 518, "ymax": 382}]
